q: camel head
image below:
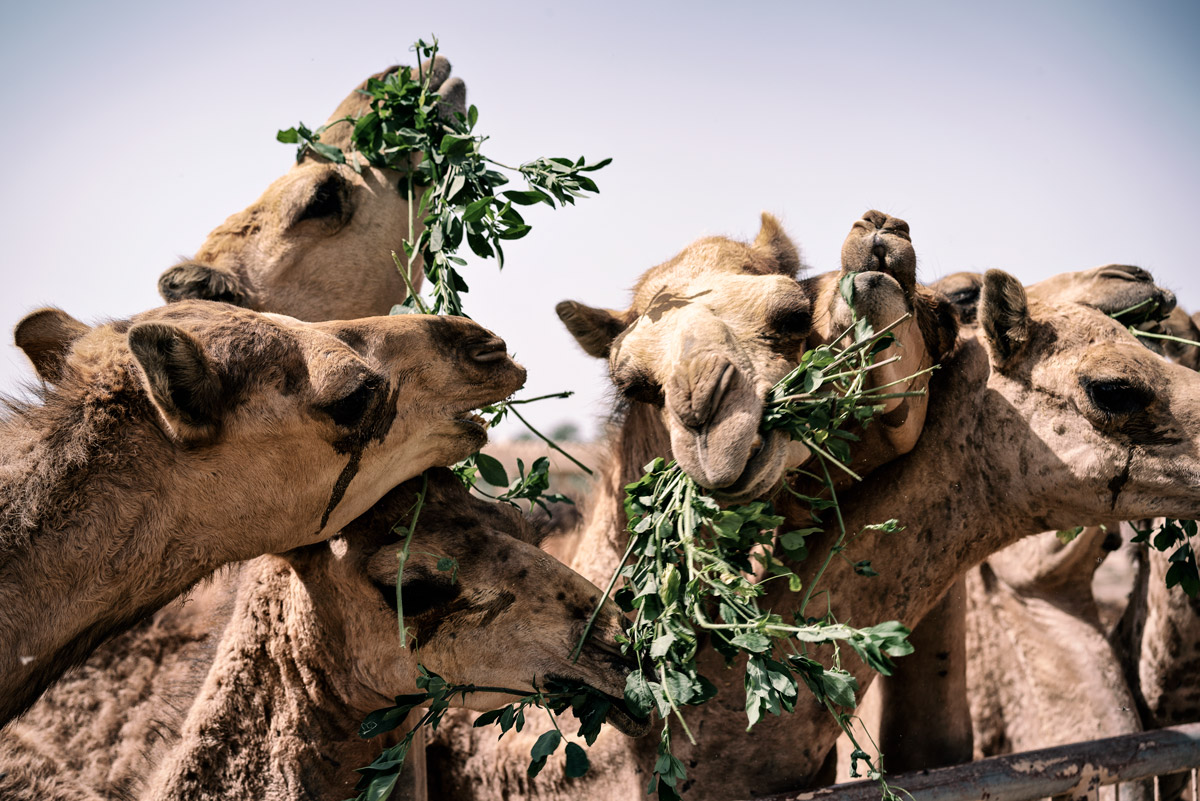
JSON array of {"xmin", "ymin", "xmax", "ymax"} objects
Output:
[
  {"xmin": 12, "ymin": 300, "xmax": 525, "ymax": 554},
  {"xmin": 557, "ymin": 214, "xmax": 810, "ymax": 501},
  {"xmin": 933, "ymin": 263, "xmax": 1178, "ymax": 327},
  {"xmin": 976, "ymin": 269, "xmax": 1200, "ymax": 526},
  {"xmin": 805, "ymin": 211, "xmax": 959, "ymax": 464},
  {"xmin": 156, "ymin": 59, "xmax": 466, "ymax": 321},
  {"xmin": 291, "ymin": 468, "xmax": 649, "ymax": 736}
]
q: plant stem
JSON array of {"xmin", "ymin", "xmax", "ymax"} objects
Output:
[{"xmin": 508, "ymin": 405, "xmax": 594, "ymax": 475}]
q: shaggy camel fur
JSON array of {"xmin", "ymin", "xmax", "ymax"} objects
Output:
[
  {"xmin": 431, "ymin": 237, "xmax": 1200, "ymax": 800},
  {"xmin": 0, "ymin": 301, "xmax": 524, "ymax": 723},
  {"xmin": 156, "ymin": 58, "xmax": 465, "ymax": 321},
  {"xmin": 1, "ymin": 469, "xmax": 646, "ymax": 801}
]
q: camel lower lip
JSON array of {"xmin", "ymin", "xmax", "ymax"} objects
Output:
[
  {"xmin": 603, "ymin": 697, "xmax": 652, "ymax": 737},
  {"xmin": 454, "ymin": 413, "xmax": 488, "ymax": 436},
  {"xmin": 712, "ymin": 432, "xmax": 784, "ymax": 501}
]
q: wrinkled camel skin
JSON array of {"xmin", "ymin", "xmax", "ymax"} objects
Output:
[
  {"xmin": 1, "ymin": 469, "xmax": 645, "ymax": 801},
  {"xmin": 431, "ymin": 252, "xmax": 1200, "ymax": 801},
  {"xmin": 0, "ymin": 301, "xmax": 524, "ymax": 723},
  {"xmin": 156, "ymin": 58, "xmax": 466, "ymax": 321}
]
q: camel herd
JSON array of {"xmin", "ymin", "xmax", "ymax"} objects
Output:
[{"xmin": 2, "ymin": 58, "xmax": 1199, "ymax": 801}]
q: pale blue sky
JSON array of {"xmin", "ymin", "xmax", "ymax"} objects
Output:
[{"xmin": 2, "ymin": 0, "xmax": 1197, "ymax": 440}]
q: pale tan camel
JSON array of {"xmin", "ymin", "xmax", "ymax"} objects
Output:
[
  {"xmin": 1, "ymin": 301, "xmax": 524, "ymax": 723},
  {"xmin": 0, "ymin": 469, "xmax": 646, "ymax": 801},
  {"xmin": 156, "ymin": 59, "xmax": 465, "ymax": 321},
  {"xmin": 887, "ymin": 265, "xmax": 1180, "ymax": 767},
  {"xmin": 430, "ymin": 237, "xmax": 1200, "ymax": 801}
]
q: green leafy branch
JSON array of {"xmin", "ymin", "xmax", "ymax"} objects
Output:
[
  {"xmin": 350, "ymin": 668, "xmax": 611, "ymax": 801},
  {"xmin": 278, "ymin": 37, "xmax": 610, "ymax": 317}
]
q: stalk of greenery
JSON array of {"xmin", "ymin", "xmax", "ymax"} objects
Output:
[
  {"xmin": 280, "ymin": 37, "xmax": 611, "ymax": 801},
  {"xmin": 278, "ymin": 36, "xmax": 610, "ymax": 317},
  {"xmin": 350, "ymin": 668, "xmax": 614, "ymax": 801}
]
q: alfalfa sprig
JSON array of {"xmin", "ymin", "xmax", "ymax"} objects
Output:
[
  {"xmin": 278, "ymin": 37, "xmax": 610, "ymax": 317},
  {"xmin": 350, "ymin": 668, "xmax": 615, "ymax": 801}
]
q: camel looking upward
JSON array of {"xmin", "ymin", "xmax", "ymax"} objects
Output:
[
  {"xmin": 1, "ymin": 301, "xmax": 524, "ymax": 723},
  {"xmin": 156, "ymin": 58, "xmax": 466, "ymax": 321}
]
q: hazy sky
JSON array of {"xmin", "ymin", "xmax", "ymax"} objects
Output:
[{"xmin": 2, "ymin": 0, "xmax": 1197, "ymax": 442}]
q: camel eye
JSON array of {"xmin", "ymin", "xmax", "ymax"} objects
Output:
[
  {"xmin": 318, "ymin": 375, "xmax": 383, "ymax": 428},
  {"xmin": 769, "ymin": 307, "xmax": 811, "ymax": 337},
  {"xmin": 1084, "ymin": 378, "xmax": 1153, "ymax": 416},
  {"xmin": 294, "ymin": 175, "xmax": 348, "ymax": 227},
  {"xmin": 615, "ymin": 370, "xmax": 664, "ymax": 407}
]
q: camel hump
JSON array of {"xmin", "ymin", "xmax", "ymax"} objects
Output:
[{"xmin": 14, "ymin": 307, "xmax": 90, "ymax": 383}]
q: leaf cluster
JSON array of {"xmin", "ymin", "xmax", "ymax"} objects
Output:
[
  {"xmin": 278, "ymin": 37, "xmax": 610, "ymax": 317},
  {"xmin": 349, "ymin": 669, "xmax": 607, "ymax": 801},
  {"xmin": 1132, "ymin": 518, "xmax": 1200, "ymax": 597},
  {"xmin": 572, "ymin": 294, "xmax": 921, "ymax": 798}
]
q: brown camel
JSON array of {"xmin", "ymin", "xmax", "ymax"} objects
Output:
[
  {"xmin": 156, "ymin": 58, "xmax": 466, "ymax": 321},
  {"xmin": 430, "ymin": 230, "xmax": 1200, "ymax": 801},
  {"xmin": 1, "ymin": 300, "xmax": 524, "ymax": 723},
  {"xmin": 1, "ymin": 469, "xmax": 646, "ymax": 801}
]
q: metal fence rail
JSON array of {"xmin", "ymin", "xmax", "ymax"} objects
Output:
[{"xmin": 751, "ymin": 724, "xmax": 1200, "ymax": 801}]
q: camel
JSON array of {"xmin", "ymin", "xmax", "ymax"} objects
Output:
[
  {"xmin": 0, "ymin": 300, "xmax": 524, "ymax": 723},
  {"xmin": 429, "ymin": 206, "xmax": 1200, "ymax": 800},
  {"xmin": 892, "ymin": 265, "xmax": 1183, "ymax": 766},
  {"xmin": 0, "ymin": 468, "xmax": 646, "ymax": 801},
  {"xmin": 156, "ymin": 58, "xmax": 466, "ymax": 321}
]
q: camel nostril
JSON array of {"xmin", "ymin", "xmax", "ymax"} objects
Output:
[
  {"xmin": 468, "ymin": 337, "xmax": 508, "ymax": 363},
  {"xmin": 872, "ymin": 240, "xmax": 888, "ymax": 269}
]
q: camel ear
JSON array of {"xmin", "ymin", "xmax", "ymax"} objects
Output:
[
  {"xmin": 752, "ymin": 213, "xmax": 803, "ymax": 277},
  {"xmin": 979, "ymin": 270, "xmax": 1031, "ymax": 369},
  {"xmin": 14, "ymin": 308, "xmax": 90, "ymax": 382},
  {"xmin": 556, "ymin": 300, "xmax": 628, "ymax": 359},
  {"xmin": 158, "ymin": 262, "xmax": 251, "ymax": 307},
  {"xmin": 128, "ymin": 323, "xmax": 225, "ymax": 443}
]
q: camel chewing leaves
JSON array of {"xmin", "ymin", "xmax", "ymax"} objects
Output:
[
  {"xmin": 277, "ymin": 37, "xmax": 610, "ymax": 317},
  {"xmin": 567, "ymin": 291, "xmax": 926, "ymax": 798}
]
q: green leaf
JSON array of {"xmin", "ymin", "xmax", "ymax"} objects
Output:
[
  {"xmin": 309, "ymin": 141, "xmax": 345, "ymax": 164},
  {"xmin": 530, "ymin": 729, "xmax": 562, "ymax": 760},
  {"xmin": 564, "ymin": 742, "xmax": 590, "ymax": 778},
  {"xmin": 624, "ymin": 672, "xmax": 656, "ymax": 718},
  {"xmin": 276, "ymin": 127, "xmax": 300, "ymax": 143},
  {"xmin": 475, "ymin": 453, "xmax": 509, "ymax": 487},
  {"xmin": 730, "ymin": 630, "xmax": 771, "ymax": 654},
  {"xmin": 1056, "ymin": 526, "xmax": 1083, "ymax": 544},
  {"xmin": 503, "ymin": 189, "xmax": 553, "ymax": 206},
  {"xmin": 462, "ymin": 196, "xmax": 493, "ymax": 223}
]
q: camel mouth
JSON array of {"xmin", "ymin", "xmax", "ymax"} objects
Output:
[
  {"xmin": 544, "ymin": 673, "xmax": 652, "ymax": 738},
  {"xmin": 711, "ymin": 430, "xmax": 790, "ymax": 503},
  {"xmin": 602, "ymin": 695, "xmax": 653, "ymax": 737},
  {"xmin": 453, "ymin": 412, "xmax": 489, "ymax": 436}
]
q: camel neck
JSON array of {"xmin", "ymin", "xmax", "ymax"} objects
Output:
[
  {"xmin": 143, "ymin": 555, "xmax": 386, "ymax": 801},
  {"xmin": 0, "ymin": 406, "xmax": 223, "ymax": 723}
]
